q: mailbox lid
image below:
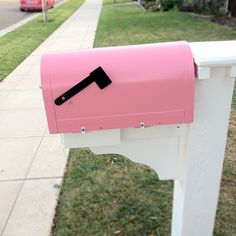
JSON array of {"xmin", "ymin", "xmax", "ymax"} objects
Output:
[{"xmin": 41, "ymin": 41, "xmax": 195, "ymax": 134}]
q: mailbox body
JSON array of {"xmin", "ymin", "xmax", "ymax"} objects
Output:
[{"xmin": 41, "ymin": 41, "xmax": 195, "ymax": 134}]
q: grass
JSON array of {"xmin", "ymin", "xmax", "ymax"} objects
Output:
[
  {"xmin": 214, "ymin": 105, "xmax": 236, "ymax": 235},
  {"xmin": 0, "ymin": 0, "xmax": 84, "ymax": 82},
  {"xmin": 95, "ymin": 5, "xmax": 236, "ymax": 47},
  {"xmin": 52, "ymin": 3, "xmax": 236, "ymax": 236},
  {"xmin": 53, "ymin": 150, "xmax": 173, "ymax": 236},
  {"xmin": 103, "ymin": 0, "xmax": 133, "ymax": 5}
]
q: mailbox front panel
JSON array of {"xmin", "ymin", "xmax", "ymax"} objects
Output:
[{"xmin": 41, "ymin": 41, "xmax": 195, "ymax": 134}]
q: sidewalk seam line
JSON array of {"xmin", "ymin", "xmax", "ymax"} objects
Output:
[
  {"xmin": 0, "ymin": 128, "xmax": 47, "ymax": 236},
  {"xmin": 0, "ymin": 176, "xmax": 63, "ymax": 183}
]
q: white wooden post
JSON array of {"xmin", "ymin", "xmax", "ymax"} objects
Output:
[{"xmin": 171, "ymin": 41, "xmax": 236, "ymax": 236}]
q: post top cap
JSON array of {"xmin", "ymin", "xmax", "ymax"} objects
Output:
[{"xmin": 189, "ymin": 41, "xmax": 236, "ymax": 67}]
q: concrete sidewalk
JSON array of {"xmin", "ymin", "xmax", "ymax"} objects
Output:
[{"xmin": 0, "ymin": 0, "xmax": 102, "ymax": 235}]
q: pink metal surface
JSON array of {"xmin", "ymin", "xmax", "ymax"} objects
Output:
[{"xmin": 41, "ymin": 41, "xmax": 195, "ymax": 134}]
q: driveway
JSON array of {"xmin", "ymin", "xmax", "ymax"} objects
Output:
[{"xmin": 0, "ymin": 0, "xmax": 62, "ymax": 31}]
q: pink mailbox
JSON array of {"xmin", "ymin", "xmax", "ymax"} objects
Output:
[{"xmin": 41, "ymin": 41, "xmax": 195, "ymax": 134}]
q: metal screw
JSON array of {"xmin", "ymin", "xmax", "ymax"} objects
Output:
[
  {"xmin": 140, "ymin": 122, "xmax": 145, "ymax": 128},
  {"xmin": 62, "ymin": 96, "xmax": 65, "ymax": 101},
  {"xmin": 81, "ymin": 127, "xmax": 86, "ymax": 133}
]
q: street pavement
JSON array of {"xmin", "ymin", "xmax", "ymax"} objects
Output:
[
  {"xmin": 0, "ymin": 0, "xmax": 63, "ymax": 31},
  {"xmin": 0, "ymin": 0, "xmax": 102, "ymax": 235}
]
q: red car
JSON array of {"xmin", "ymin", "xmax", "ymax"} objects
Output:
[{"xmin": 20, "ymin": 0, "xmax": 54, "ymax": 11}]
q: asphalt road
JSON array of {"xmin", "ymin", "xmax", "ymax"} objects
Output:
[{"xmin": 0, "ymin": 0, "xmax": 62, "ymax": 31}]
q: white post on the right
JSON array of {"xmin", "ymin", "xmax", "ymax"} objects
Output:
[{"xmin": 171, "ymin": 41, "xmax": 236, "ymax": 236}]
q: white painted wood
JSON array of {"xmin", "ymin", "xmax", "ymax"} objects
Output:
[
  {"xmin": 61, "ymin": 122, "xmax": 189, "ymax": 180},
  {"xmin": 197, "ymin": 66, "xmax": 211, "ymax": 80},
  {"xmin": 228, "ymin": 65, "xmax": 236, "ymax": 77},
  {"xmin": 91, "ymin": 125, "xmax": 188, "ymax": 180},
  {"xmin": 171, "ymin": 66, "xmax": 235, "ymax": 236},
  {"xmin": 190, "ymin": 41, "xmax": 236, "ymax": 66},
  {"xmin": 121, "ymin": 124, "xmax": 188, "ymax": 139},
  {"xmin": 191, "ymin": 41, "xmax": 236, "ymax": 80},
  {"xmin": 59, "ymin": 129, "xmax": 120, "ymax": 148}
]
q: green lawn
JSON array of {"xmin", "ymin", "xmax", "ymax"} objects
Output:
[
  {"xmin": 52, "ymin": 3, "xmax": 236, "ymax": 236},
  {"xmin": 95, "ymin": 4, "xmax": 236, "ymax": 47},
  {"xmin": 103, "ymin": 0, "xmax": 132, "ymax": 5},
  {"xmin": 0, "ymin": 0, "xmax": 84, "ymax": 82}
]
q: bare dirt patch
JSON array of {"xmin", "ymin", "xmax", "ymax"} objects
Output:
[{"xmin": 211, "ymin": 16, "xmax": 236, "ymax": 31}]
